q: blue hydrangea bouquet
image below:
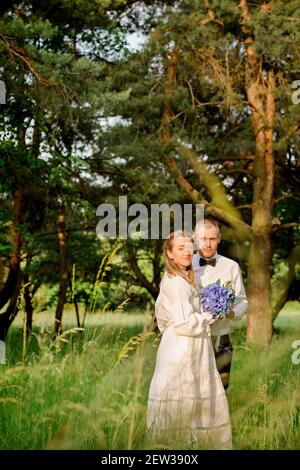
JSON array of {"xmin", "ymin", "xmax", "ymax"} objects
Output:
[{"xmin": 198, "ymin": 280, "xmax": 237, "ymax": 319}]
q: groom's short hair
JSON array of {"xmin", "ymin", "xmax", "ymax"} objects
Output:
[{"xmin": 194, "ymin": 218, "xmax": 220, "ymax": 237}]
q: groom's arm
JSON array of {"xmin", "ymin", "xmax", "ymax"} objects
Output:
[{"xmin": 231, "ymin": 263, "xmax": 248, "ymax": 320}]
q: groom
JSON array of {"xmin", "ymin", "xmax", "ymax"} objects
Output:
[{"xmin": 192, "ymin": 218, "xmax": 248, "ymax": 390}]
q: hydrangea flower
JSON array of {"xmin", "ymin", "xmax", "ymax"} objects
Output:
[{"xmin": 198, "ymin": 280, "xmax": 237, "ymax": 319}]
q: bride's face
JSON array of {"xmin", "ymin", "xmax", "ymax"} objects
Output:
[{"xmin": 167, "ymin": 236, "xmax": 194, "ymax": 270}]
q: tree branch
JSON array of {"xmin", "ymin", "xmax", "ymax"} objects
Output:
[
  {"xmin": 34, "ymin": 225, "xmax": 97, "ymax": 239},
  {"xmin": 272, "ymin": 245, "xmax": 300, "ymax": 321},
  {"xmin": 207, "ymin": 155, "xmax": 255, "ymax": 163},
  {"xmin": 166, "ymin": 146, "xmax": 251, "ymax": 239},
  {"xmin": 272, "ymin": 223, "xmax": 300, "ymax": 233},
  {"xmin": 236, "ymin": 204, "xmax": 252, "ymax": 210},
  {"xmin": 273, "ymin": 195, "xmax": 300, "ymax": 206},
  {"xmin": 125, "ymin": 242, "xmax": 159, "ymax": 300},
  {"xmin": 224, "ymin": 168, "xmax": 253, "ymax": 177},
  {"xmin": 0, "ymin": 34, "xmax": 54, "ymax": 86},
  {"xmin": 202, "ymin": 0, "xmax": 224, "ymax": 26}
]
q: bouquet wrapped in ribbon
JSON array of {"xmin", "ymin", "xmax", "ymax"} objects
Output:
[{"xmin": 198, "ymin": 280, "xmax": 237, "ymax": 319}]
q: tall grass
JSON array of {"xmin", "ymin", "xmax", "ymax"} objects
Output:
[{"xmin": 0, "ymin": 302, "xmax": 300, "ymax": 450}]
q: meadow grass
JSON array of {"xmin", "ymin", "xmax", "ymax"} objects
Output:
[{"xmin": 0, "ymin": 302, "xmax": 300, "ymax": 450}]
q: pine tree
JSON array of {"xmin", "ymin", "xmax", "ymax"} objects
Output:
[{"xmin": 104, "ymin": 0, "xmax": 300, "ymax": 346}]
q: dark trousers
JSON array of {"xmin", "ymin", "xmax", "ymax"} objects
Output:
[{"xmin": 212, "ymin": 334, "xmax": 233, "ymax": 390}]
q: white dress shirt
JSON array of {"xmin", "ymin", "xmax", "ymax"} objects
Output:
[{"xmin": 192, "ymin": 252, "xmax": 248, "ymax": 336}]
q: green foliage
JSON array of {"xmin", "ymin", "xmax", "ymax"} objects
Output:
[{"xmin": 0, "ymin": 0, "xmax": 299, "ymax": 341}]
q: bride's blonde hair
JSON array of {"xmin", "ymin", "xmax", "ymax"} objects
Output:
[{"xmin": 163, "ymin": 231, "xmax": 195, "ymax": 286}]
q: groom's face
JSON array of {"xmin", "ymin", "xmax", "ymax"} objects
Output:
[{"xmin": 196, "ymin": 226, "xmax": 221, "ymax": 259}]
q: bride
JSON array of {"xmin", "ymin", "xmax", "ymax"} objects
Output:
[{"xmin": 147, "ymin": 231, "xmax": 232, "ymax": 449}]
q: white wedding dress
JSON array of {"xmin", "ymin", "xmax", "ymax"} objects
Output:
[{"xmin": 147, "ymin": 273, "xmax": 232, "ymax": 449}]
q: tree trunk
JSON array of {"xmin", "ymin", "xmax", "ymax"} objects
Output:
[
  {"xmin": 126, "ymin": 242, "xmax": 159, "ymax": 300},
  {"xmin": 240, "ymin": 0, "xmax": 275, "ymax": 346},
  {"xmin": 0, "ymin": 277, "xmax": 22, "ymax": 342},
  {"xmin": 54, "ymin": 205, "xmax": 68, "ymax": 335},
  {"xmin": 153, "ymin": 239, "xmax": 163, "ymax": 293},
  {"xmin": 73, "ymin": 294, "xmax": 81, "ymax": 328},
  {"xmin": 0, "ymin": 190, "xmax": 24, "ymax": 309},
  {"xmin": 0, "ymin": 189, "xmax": 25, "ymax": 342},
  {"xmin": 68, "ymin": 273, "xmax": 81, "ymax": 327},
  {"xmin": 21, "ymin": 251, "xmax": 34, "ymax": 335},
  {"xmin": 247, "ymin": 230, "xmax": 273, "ymax": 346},
  {"xmin": 23, "ymin": 276, "xmax": 33, "ymax": 335}
]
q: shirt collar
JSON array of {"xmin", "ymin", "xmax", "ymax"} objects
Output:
[{"xmin": 200, "ymin": 252, "xmax": 218, "ymax": 261}]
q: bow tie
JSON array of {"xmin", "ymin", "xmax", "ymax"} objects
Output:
[{"xmin": 199, "ymin": 257, "xmax": 216, "ymax": 267}]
